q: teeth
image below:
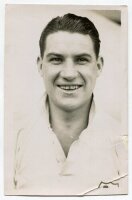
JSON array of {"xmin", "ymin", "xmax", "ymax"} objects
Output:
[{"xmin": 59, "ymin": 85, "xmax": 81, "ymax": 90}]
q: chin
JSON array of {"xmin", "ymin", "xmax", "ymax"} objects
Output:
[
  {"xmin": 60, "ymin": 106, "xmax": 78, "ymax": 112},
  {"xmin": 57, "ymin": 101, "xmax": 83, "ymax": 112}
]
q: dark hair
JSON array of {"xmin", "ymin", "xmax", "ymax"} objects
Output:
[{"xmin": 39, "ymin": 13, "xmax": 101, "ymax": 58}]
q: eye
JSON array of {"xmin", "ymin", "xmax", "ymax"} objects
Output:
[
  {"xmin": 49, "ymin": 57, "xmax": 63, "ymax": 65},
  {"xmin": 76, "ymin": 57, "xmax": 89, "ymax": 65}
]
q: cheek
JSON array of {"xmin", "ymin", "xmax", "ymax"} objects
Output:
[
  {"xmin": 45, "ymin": 65, "xmax": 61, "ymax": 81},
  {"xmin": 83, "ymin": 70, "xmax": 97, "ymax": 91},
  {"xmin": 83, "ymin": 69, "xmax": 97, "ymax": 82},
  {"xmin": 89, "ymin": 67, "xmax": 98, "ymax": 82},
  {"xmin": 42, "ymin": 67, "xmax": 57, "ymax": 88}
]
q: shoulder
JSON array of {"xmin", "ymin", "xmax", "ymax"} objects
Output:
[
  {"xmin": 93, "ymin": 109, "xmax": 128, "ymax": 174},
  {"xmin": 91, "ymin": 108, "xmax": 128, "ymax": 147},
  {"xmin": 15, "ymin": 95, "xmax": 49, "ymax": 151},
  {"xmin": 89, "ymin": 109, "xmax": 123, "ymax": 141}
]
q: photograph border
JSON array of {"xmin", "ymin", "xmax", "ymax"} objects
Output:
[{"xmin": 1, "ymin": 0, "xmax": 132, "ymax": 199}]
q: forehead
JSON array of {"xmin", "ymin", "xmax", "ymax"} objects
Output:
[{"xmin": 44, "ymin": 31, "xmax": 95, "ymax": 56}]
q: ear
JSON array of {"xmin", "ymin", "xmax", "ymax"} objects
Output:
[
  {"xmin": 37, "ymin": 56, "xmax": 43, "ymax": 76},
  {"xmin": 96, "ymin": 56, "xmax": 104, "ymax": 77}
]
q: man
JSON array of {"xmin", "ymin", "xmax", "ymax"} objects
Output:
[{"xmin": 14, "ymin": 13, "xmax": 127, "ymax": 195}]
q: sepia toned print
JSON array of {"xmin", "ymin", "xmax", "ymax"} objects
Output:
[{"xmin": 4, "ymin": 5, "xmax": 128, "ymax": 196}]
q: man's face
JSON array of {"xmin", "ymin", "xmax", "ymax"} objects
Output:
[{"xmin": 38, "ymin": 31, "xmax": 103, "ymax": 111}]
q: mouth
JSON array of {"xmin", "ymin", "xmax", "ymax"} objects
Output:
[{"xmin": 57, "ymin": 85, "xmax": 82, "ymax": 91}]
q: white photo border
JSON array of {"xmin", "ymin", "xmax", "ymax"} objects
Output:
[{"xmin": 1, "ymin": 0, "xmax": 132, "ymax": 200}]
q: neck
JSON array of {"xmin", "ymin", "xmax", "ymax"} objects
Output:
[{"xmin": 48, "ymin": 95, "xmax": 93, "ymax": 156}]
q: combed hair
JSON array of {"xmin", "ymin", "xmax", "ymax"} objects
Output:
[{"xmin": 39, "ymin": 13, "xmax": 101, "ymax": 58}]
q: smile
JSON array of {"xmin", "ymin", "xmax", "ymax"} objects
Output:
[{"xmin": 57, "ymin": 85, "xmax": 82, "ymax": 91}]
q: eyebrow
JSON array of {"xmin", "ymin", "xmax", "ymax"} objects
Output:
[
  {"xmin": 74, "ymin": 53, "xmax": 92, "ymax": 58},
  {"xmin": 46, "ymin": 53, "xmax": 92, "ymax": 58},
  {"xmin": 46, "ymin": 53, "xmax": 63, "ymax": 58}
]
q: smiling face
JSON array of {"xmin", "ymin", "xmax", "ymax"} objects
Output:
[{"xmin": 38, "ymin": 31, "xmax": 103, "ymax": 112}]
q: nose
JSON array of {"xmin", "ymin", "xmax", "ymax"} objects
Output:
[{"xmin": 60, "ymin": 59, "xmax": 78, "ymax": 80}]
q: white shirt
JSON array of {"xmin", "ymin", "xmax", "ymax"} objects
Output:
[{"xmin": 14, "ymin": 93, "xmax": 128, "ymax": 195}]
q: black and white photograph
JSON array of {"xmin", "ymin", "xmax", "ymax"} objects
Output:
[{"xmin": 4, "ymin": 4, "xmax": 128, "ymax": 196}]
